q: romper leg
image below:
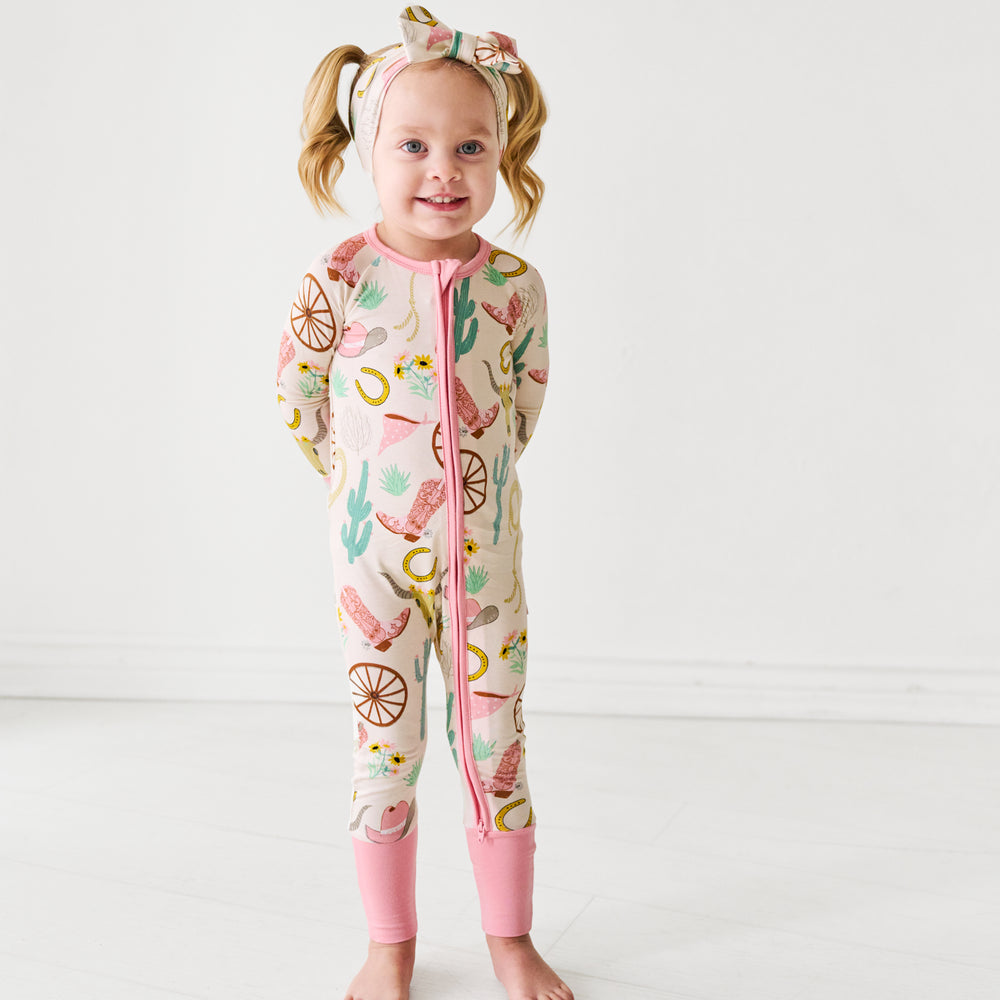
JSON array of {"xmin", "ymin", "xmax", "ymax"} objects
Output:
[
  {"xmin": 466, "ymin": 826, "xmax": 535, "ymax": 936},
  {"xmin": 353, "ymin": 832, "xmax": 419, "ymax": 943},
  {"xmin": 338, "ymin": 561, "xmax": 433, "ymax": 943},
  {"xmin": 443, "ymin": 534, "xmax": 536, "ymax": 935}
]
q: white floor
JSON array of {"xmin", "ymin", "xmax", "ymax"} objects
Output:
[{"xmin": 0, "ymin": 698, "xmax": 998, "ymax": 999}]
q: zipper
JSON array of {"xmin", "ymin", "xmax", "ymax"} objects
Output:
[{"xmin": 431, "ymin": 259, "xmax": 491, "ymax": 843}]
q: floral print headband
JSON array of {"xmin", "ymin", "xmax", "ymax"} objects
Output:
[{"xmin": 349, "ymin": 6, "xmax": 522, "ymax": 174}]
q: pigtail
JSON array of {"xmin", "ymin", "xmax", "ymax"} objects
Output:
[
  {"xmin": 500, "ymin": 59, "xmax": 548, "ymax": 238},
  {"xmin": 297, "ymin": 44, "xmax": 367, "ymax": 216}
]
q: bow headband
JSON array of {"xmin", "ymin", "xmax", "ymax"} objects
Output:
[{"xmin": 349, "ymin": 6, "xmax": 522, "ymax": 174}]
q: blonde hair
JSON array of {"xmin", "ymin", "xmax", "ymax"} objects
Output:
[
  {"xmin": 297, "ymin": 44, "xmax": 367, "ymax": 219},
  {"xmin": 297, "ymin": 44, "xmax": 548, "ymax": 238},
  {"xmin": 498, "ymin": 58, "xmax": 547, "ymax": 238}
]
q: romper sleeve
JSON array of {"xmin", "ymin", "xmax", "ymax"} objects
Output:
[
  {"xmin": 512, "ymin": 270, "xmax": 549, "ymax": 461},
  {"xmin": 275, "ymin": 252, "xmax": 345, "ymax": 480}
]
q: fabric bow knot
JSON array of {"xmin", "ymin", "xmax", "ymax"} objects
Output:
[
  {"xmin": 400, "ymin": 6, "xmax": 522, "ymax": 75},
  {"xmin": 349, "ymin": 7, "xmax": 522, "ymax": 174}
]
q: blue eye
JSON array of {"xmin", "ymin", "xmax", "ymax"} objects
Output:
[
  {"xmin": 459, "ymin": 141, "xmax": 483, "ymax": 155},
  {"xmin": 402, "ymin": 140, "xmax": 425, "ymax": 153}
]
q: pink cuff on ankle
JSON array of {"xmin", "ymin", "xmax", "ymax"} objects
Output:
[
  {"xmin": 352, "ymin": 833, "xmax": 418, "ymax": 943},
  {"xmin": 465, "ymin": 826, "xmax": 536, "ymax": 936}
]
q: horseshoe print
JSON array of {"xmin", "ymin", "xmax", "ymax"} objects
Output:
[
  {"xmin": 499, "ymin": 339, "xmax": 513, "ymax": 374},
  {"xmin": 467, "ymin": 643, "xmax": 488, "ymax": 681},
  {"xmin": 403, "ymin": 546, "xmax": 438, "ymax": 583},
  {"xmin": 277, "ymin": 394, "xmax": 301, "ymax": 430},
  {"xmin": 488, "ymin": 248, "xmax": 528, "ymax": 279},
  {"xmin": 356, "ymin": 367, "xmax": 390, "ymax": 406},
  {"xmin": 403, "ymin": 5, "xmax": 438, "ymax": 26},
  {"xmin": 494, "ymin": 797, "xmax": 533, "ymax": 832}
]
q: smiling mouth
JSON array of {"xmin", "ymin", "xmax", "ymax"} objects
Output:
[{"xmin": 418, "ymin": 196, "xmax": 468, "ymax": 210}]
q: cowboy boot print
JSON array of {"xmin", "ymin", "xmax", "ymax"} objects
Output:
[
  {"xmin": 454, "ymin": 376, "xmax": 500, "ymax": 438},
  {"xmin": 376, "ymin": 477, "xmax": 447, "ymax": 542},
  {"xmin": 481, "ymin": 741, "xmax": 521, "ymax": 798},
  {"xmin": 340, "ymin": 585, "xmax": 411, "ymax": 651}
]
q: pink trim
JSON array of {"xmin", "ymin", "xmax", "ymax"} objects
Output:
[
  {"xmin": 382, "ymin": 56, "xmax": 409, "ymax": 89},
  {"xmin": 465, "ymin": 827, "xmax": 535, "ymax": 936},
  {"xmin": 432, "ymin": 260, "xmax": 491, "ymax": 841},
  {"xmin": 365, "ymin": 225, "xmax": 490, "ymax": 277},
  {"xmin": 352, "ymin": 833, "xmax": 418, "ymax": 943}
]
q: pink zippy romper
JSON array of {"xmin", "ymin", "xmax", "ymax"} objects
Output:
[{"xmin": 276, "ymin": 225, "xmax": 549, "ymax": 940}]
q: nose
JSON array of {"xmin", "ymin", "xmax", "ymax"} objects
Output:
[{"xmin": 426, "ymin": 149, "xmax": 461, "ymax": 183}]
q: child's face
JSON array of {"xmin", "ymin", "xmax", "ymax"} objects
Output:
[{"xmin": 371, "ymin": 63, "xmax": 501, "ymax": 262}]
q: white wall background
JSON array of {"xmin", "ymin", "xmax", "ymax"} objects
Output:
[{"xmin": 2, "ymin": 1, "xmax": 998, "ymax": 718}]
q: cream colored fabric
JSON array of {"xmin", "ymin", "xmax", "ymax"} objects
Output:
[{"xmin": 276, "ymin": 226, "xmax": 548, "ymax": 841}]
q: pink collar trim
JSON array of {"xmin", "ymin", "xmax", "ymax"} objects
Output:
[{"xmin": 364, "ymin": 225, "xmax": 490, "ymax": 277}]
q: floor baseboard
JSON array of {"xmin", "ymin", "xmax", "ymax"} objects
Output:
[{"xmin": 0, "ymin": 636, "xmax": 997, "ymax": 724}]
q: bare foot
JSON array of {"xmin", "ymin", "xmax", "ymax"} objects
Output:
[
  {"xmin": 344, "ymin": 937, "xmax": 415, "ymax": 1000},
  {"xmin": 485, "ymin": 933, "xmax": 574, "ymax": 1000}
]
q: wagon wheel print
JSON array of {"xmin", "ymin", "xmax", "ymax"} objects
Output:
[
  {"xmin": 431, "ymin": 423, "xmax": 488, "ymax": 513},
  {"xmin": 431, "ymin": 422, "xmax": 445, "ymax": 466},
  {"xmin": 290, "ymin": 273, "xmax": 336, "ymax": 350},
  {"xmin": 349, "ymin": 662, "xmax": 408, "ymax": 726},
  {"xmin": 513, "ymin": 689, "xmax": 524, "ymax": 734}
]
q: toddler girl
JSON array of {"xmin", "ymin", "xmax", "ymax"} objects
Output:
[{"xmin": 276, "ymin": 8, "xmax": 571, "ymax": 999}]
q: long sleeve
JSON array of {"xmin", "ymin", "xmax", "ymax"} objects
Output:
[
  {"xmin": 512, "ymin": 273, "xmax": 549, "ymax": 461},
  {"xmin": 276, "ymin": 254, "xmax": 345, "ymax": 479}
]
